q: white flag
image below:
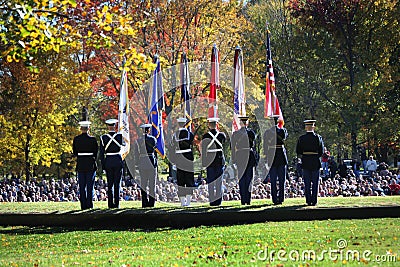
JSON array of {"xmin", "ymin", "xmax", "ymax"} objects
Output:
[
  {"xmin": 233, "ymin": 46, "xmax": 246, "ymax": 133},
  {"xmin": 118, "ymin": 69, "xmax": 130, "ymax": 159}
]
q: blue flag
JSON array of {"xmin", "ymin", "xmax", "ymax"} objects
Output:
[{"xmin": 149, "ymin": 57, "xmax": 165, "ymax": 158}]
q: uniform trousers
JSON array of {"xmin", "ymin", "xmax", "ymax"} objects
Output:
[
  {"xmin": 269, "ymin": 165, "xmax": 286, "ymax": 204},
  {"xmin": 206, "ymin": 166, "xmax": 224, "ymax": 206},
  {"xmin": 238, "ymin": 166, "xmax": 253, "ymax": 205},
  {"xmin": 177, "ymin": 169, "xmax": 194, "ymax": 197},
  {"xmin": 139, "ymin": 168, "xmax": 156, "ymax": 207},
  {"xmin": 105, "ymin": 165, "xmax": 122, "ymax": 208},
  {"xmin": 77, "ymin": 171, "xmax": 96, "ymax": 210},
  {"xmin": 303, "ymin": 169, "xmax": 320, "ymax": 205}
]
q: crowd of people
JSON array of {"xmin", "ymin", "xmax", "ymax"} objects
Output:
[{"xmin": 1, "ymin": 165, "xmax": 399, "ymax": 203}]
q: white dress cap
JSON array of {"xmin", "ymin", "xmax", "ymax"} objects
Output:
[
  {"xmin": 78, "ymin": 121, "xmax": 91, "ymax": 127},
  {"xmin": 105, "ymin": 119, "xmax": 118, "ymax": 125}
]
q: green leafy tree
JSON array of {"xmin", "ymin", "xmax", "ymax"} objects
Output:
[
  {"xmin": 0, "ymin": 51, "xmax": 91, "ymax": 180},
  {"xmin": 288, "ymin": 0, "xmax": 400, "ymax": 159}
]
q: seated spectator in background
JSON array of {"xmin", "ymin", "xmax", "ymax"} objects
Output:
[
  {"xmin": 372, "ymin": 182, "xmax": 385, "ymax": 196},
  {"xmin": 389, "ymin": 179, "xmax": 400, "ymax": 195},
  {"xmin": 378, "ymin": 162, "xmax": 390, "ymax": 177},
  {"xmin": 363, "ymin": 185, "xmax": 374, "ymax": 196}
]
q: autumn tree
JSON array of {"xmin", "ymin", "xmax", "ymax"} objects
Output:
[
  {"xmin": 63, "ymin": 0, "xmax": 155, "ymax": 134},
  {"xmin": 0, "ymin": 0, "xmax": 78, "ymax": 64},
  {"xmin": 136, "ymin": 0, "xmax": 253, "ymax": 129},
  {"xmin": 0, "ymin": 51, "xmax": 91, "ymax": 180}
]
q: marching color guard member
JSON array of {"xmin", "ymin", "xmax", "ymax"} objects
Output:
[
  {"xmin": 100, "ymin": 119, "xmax": 125, "ymax": 208},
  {"xmin": 231, "ymin": 115, "xmax": 257, "ymax": 205},
  {"xmin": 263, "ymin": 115, "xmax": 288, "ymax": 205},
  {"xmin": 296, "ymin": 119, "xmax": 324, "ymax": 206},
  {"xmin": 172, "ymin": 117, "xmax": 195, "ymax": 207},
  {"xmin": 73, "ymin": 117, "xmax": 98, "ymax": 210},
  {"xmin": 201, "ymin": 117, "xmax": 226, "ymax": 206},
  {"xmin": 134, "ymin": 123, "xmax": 158, "ymax": 208}
]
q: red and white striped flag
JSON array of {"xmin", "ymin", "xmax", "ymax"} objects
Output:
[{"xmin": 264, "ymin": 27, "xmax": 284, "ymax": 128}]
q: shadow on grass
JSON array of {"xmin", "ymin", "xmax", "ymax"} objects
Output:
[
  {"xmin": 0, "ymin": 206, "xmax": 311, "ymax": 235},
  {"xmin": 1, "ymin": 203, "xmax": 399, "ymax": 232},
  {"xmin": 62, "ymin": 202, "xmax": 309, "ymax": 214}
]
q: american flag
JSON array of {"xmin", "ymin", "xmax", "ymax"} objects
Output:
[{"xmin": 264, "ymin": 27, "xmax": 284, "ymax": 128}]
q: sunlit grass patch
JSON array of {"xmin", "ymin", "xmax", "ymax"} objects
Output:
[{"xmin": 0, "ymin": 218, "xmax": 399, "ymax": 266}]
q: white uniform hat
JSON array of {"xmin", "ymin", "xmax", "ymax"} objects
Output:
[
  {"xmin": 177, "ymin": 117, "xmax": 187, "ymax": 123},
  {"xmin": 140, "ymin": 123, "xmax": 152, "ymax": 129},
  {"xmin": 105, "ymin": 119, "xmax": 118, "ymax": 125},
  {"xmin": 304, "ymin": 119, "xmax": 316, "ymax": 126},
  {"xmin": 78, "ymin": 121, "xmax": 91, "ymax": 127}
]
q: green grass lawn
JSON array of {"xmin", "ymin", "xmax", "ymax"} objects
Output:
[
  {"xmin": 0, "ymin": 218, "xmax": 399, "ymax": 266},
  {"xmin": 0, "ymin": 197, "xmax": 399, "ymax": 266},
  {"xmin": 0, "ymin": 196, "xmax": 399, "ymax": 214}
]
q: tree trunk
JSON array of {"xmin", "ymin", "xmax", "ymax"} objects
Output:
[
  {"xmin": 24, "ymin": 133, "xmax": 31, "ymax": 182},
  {"xmin": 351, "ymin": 127, "xmax": 358, "ymax": 160}
]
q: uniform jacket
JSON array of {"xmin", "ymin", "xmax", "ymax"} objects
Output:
[
  {"xmin": 171, "ymin": 128, "xmax": 194, "ymax": 171},
  {"xmin": 73, "ymin": 133, "xmax": 98, "ymax": 172},
  {"xmin": 201, "ymin": 129, "xmax": 226, "ymax": 168},
  {"xmin": 231, "ymin": 127, "xmax": 257, "ymax": 169},
  {"xmin": 263, "ymin": 125, "xmax": 288, "ymax": 167},
  {"xmin": 296, "ymin": 132, "xmax": 324, "ymax": 171},
  {"xmin": 99, "ymin": 131, "xmax": 124, "ymax": 169},
  {"xmin": 134, "ymin": 134, "xmax": 157, "ymax": 170}
]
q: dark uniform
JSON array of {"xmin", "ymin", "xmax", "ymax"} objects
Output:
[
  {"xmin": 172, "ymin": 125, "xmax": 195, "ymax": 202},
  {"xmin": 134, "ymin": 125, "xmax": 157, "ymax": 208},
  {"xmin": 231, "ymin": 118, "xmax": 257, "ymax": 205},
  {"xmin": 296, "ymin": 120, "xmax": 324, "ymax": 206},
  {"xmin": 263, "ymin": 118, "xmax": 288, "ymax": 205},
  {"xmin": 201, "ymin": 124, "xmax": 226, "ymax": 206},
  {"xmin": 100, "ymin": 120, "xmax": 125, "ymax": 208},
  {"xmin": 73, "ymin": 121, "xmax": 98, "ymax": 210}
]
